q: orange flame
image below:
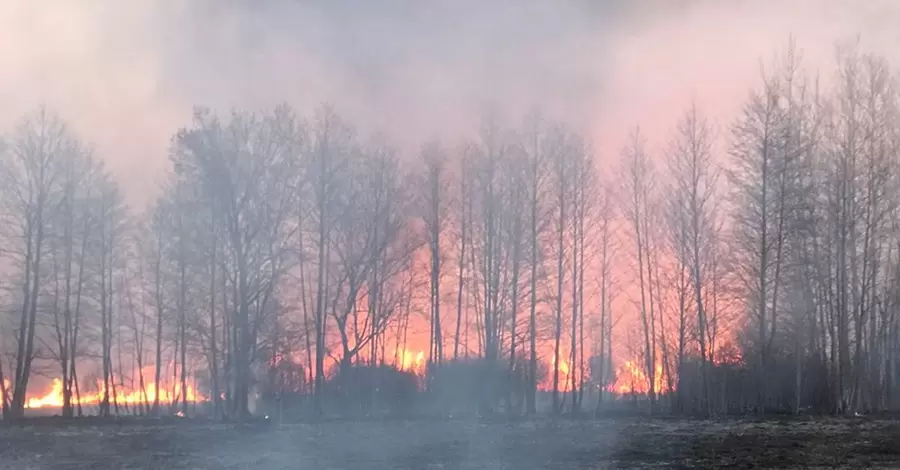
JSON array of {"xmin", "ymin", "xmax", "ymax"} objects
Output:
[
  {"xmin": 551, "ymin": 353, "xmax": 571, "ymax": 378},
  {"xmin": 609, "ymin": 360, "xmax": 666, "ymax": 395},
  {"xmin": 556, "ymin": 357, "xmax": 570, "ymax": 377},
  {"xmin": 394, "ymin": 348, "xmax": 426, "ymax": 374},
  {"xmin": 538, "ymin": 352, "xmax": 573, "ymax": 391},
  {"xmin": 713, "ymin": 339, "xmax": 744, "ymax": 366},
  {"xmin": 23, "ymin": 377, "xmax": 204, "ymax": 410}
]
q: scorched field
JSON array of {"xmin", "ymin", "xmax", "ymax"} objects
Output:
[{"xmin": 2, "ymin": 416, "xmax": 900, "ymax": 469}]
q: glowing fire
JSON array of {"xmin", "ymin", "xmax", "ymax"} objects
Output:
[
  {"xmin": 609, "ymin": 360, "xmax": 666, "ymax": 395},
  {"xmin": 557, "ymin": 359, "xmax": 570, "ymax": 376},
  {"xmin": 394, "ymin": 348, "xmax": 426, "ymax": 374},
  {"xmin": 23, "ymin": 378, "xmax": 204, "ymax": 410},
  {"xmin": 537, "ymin": 352, "xmax": 574, "ymax": 391},
  {"xmin": 713, "ymin": 339, "xmax": 744, "ymax": 366},
  {"xmin": 551, "ymin": 353, "xmax": 570, "ymax": 378}
]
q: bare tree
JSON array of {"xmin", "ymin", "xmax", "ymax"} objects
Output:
[
  {"xmin": 145, "ymin": 200, "xmax": 172, "ymax": 416},
  {"xmin": 306, "ymin": 106, "xmax": 352, "ymax": 414},
  {"xmin": 519, "ymin": 111, "xmax": 552, "ymax": 413},
  {"xmin": 666, "ymin": 102, "xmax": 720, "ymax": 415},
  {"xmin": 95, "ymin": 167, "xmax": 127, "ymax": 417},
  {"xmin": 593, "ymin": 182, "xmax": 618, "ymax": 412},
  {"xmin": 729, "ymin": 43, "xmax": 816, "ymax": 412},
  {"xmin": 473, "ymin": 118, "xmax": 508, "ymax": 366},
  {"xmin": 620, "ymin": 126, "xmax": 659, "ymax": 412},
  {"xmin": 418, "ymin": 142, "xmax": 452, "ymax": 367},
  {"xmin": 45, "ymin": 142, "xmax": 97, "ymax": 418},
  {"xmin": 0, "ymin": 109, "xmax": 69, "ymax": 419},
  {"xmin": 328, "ymin": 143, "xmax": 412, "ymax": 371},
  {"xmin": 569, "ymin": 139, "xmax": 595, "ymax": 413},
  {"xmin": 172, "ymin": 105, "xmax": 303, "ymax": 420},
  {"xmin": 500, "ymin": 139, "xmax": 526, "ymax": 413},
  {"xmin": 453, "ymin": 145, "xmax": 474, "ymax": 361},
  {"xmin": 728, "ymin": 67, "xmax": 788, "ymax": 412},
  {"xmin": 818, "ymin": 45, "xmax": 899, "ymax": 413}
]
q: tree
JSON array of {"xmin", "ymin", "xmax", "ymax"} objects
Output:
[
  {"xmin": 94, "ymin": 166, "xmax": 127, "ymax": 417},
  {"xmin": 474, "ymin": 118, "xmax": 506, "ymax": 364},
  {"xmin": 728, "ymin": 43, "xmax": 812, "ymax": 412},
  {"xmin": 171, "ymin": 105, "xmax": 303, "ymax": 420},
  {"xmin": 328, "ymin": 142, "xmax": 411, "ymax": 372},
  {"xmin": 145, "ymin": 199, "xmax": 172, "ymax": 416},
  {"xmin": 729, "ymin": 69, "xmax": 787, "ymax": 412},
  {"xmin": 620, "ymin": 126, "xmax": 659, "ymax": 412},
  {"xmin": 469, "ymin": 115, "xmax": 511, "ymax": 413},
  {"xmin": 500, "ymin": 137, "xmax": 526, "ymax": 414},
  {"xmin": 666, "ymin": 102, "xmax": 721, "ymax": 415},
  {"xmin": 593, "ymin": 182, "xmax": 618, "ymax": 412},
  {"xmin": 46, "ymin": 141, "xmax": 97, "ymax": 418},
  {"xmin": 0, "ymin": 109, "xmax": 69, "ymax": 419},
  {"xmin": 519, "ymin": 111, "xmax": 552, "ymax": 414},
  {"xmin": 306, "ymin": 105, "xmax": 353, "ymax": 414},
  {"xmin": 819, "ymin": 45, "xmax": 898, "ymax": 412},
  {"xmin": 453, "ymin": 145, "xmax": 474, "ymax": 361},
  {"xmin": 569, "ymin": 138, "xmax": 595, "ymax": 413},
  {"xmin": 418, "ymin": 142, "xmax": 452, "ymax": 368}
]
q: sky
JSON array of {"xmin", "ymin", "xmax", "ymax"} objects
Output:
[{"xmin": 1, "ymin": 0, "xmax": 899, "ymax": 207}]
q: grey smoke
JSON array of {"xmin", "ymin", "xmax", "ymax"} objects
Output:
[{"xmin": 1, "ymin": 0, "xmax": 897, "ymax": 206}]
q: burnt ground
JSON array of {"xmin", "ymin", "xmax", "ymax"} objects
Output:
[{"xmin": 1, "ymin": 416, "xmax": 900, "ymax": 469}]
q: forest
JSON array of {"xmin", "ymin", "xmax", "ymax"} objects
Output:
[{"xmin": 2, "ymin": 41, "xmax": 900, "ymax": 422}]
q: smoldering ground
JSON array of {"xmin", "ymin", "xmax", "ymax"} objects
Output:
[{"xmin": 2, "ymin": 417, "xmax": 900, "ymax": 469}]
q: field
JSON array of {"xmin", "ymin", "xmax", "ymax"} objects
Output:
[{"xmin": 2, "ymin": 416, "xmax": 900, "ymax": 469}]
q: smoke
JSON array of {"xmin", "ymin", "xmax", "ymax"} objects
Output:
[{"xmin": 1, "ymin": 0, "xmax": 898, "ymax": 206}]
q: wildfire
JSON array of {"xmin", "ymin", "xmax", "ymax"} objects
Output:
[
  {"xmin": 23, "ymin": 378, "xmax": 204, "ymax": 410},
  {"xmin": 536, "ymin": 352, "xmax": 574, "ymax": 391},
  {"xmin": 561, "ymin": 361, "xmax": 571, "ymax": 377},
  {"xmin": 713, "ymin": 340, "xmax": 744, "ymax": 366},
  {"xmin": 551, "ymin": 354, "xmax": 570, "ymax": 377},
  {"xmin": 609, "ymin": 360, "xmax": 666, "ymax": 395},
  {"xmin": 394, "ymin": 348, "xmax": 426, "ymax": 374}
]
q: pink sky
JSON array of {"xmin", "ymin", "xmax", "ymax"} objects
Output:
[{"xmin": 1, "ymin": 0, "xmax": 898, "ymax": 206}]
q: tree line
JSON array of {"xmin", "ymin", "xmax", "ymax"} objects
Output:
[{"xmin": 1, "ymin": 42, "xmax": 899, "ymax": 420}]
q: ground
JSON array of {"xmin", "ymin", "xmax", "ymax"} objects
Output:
[{"xmin": 1, "ymin": 416, "xmax": 900, "ymax": 469}]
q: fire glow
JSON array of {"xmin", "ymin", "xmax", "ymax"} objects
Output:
[
  {"xmin": 538, "ymin": 352, "xmax": 573, "ymax": 392},
  {"xmin": 8, "ymin": 351, "xmax": 701, "ymax": 412},
  {"xmin": 610, "ymin": 360, "xmax": 666, "ymax": 395},
  {"xmin": 394, "ymin": 348, "xmax": 426, "ymax": 374},
  {"xmin": 21, "ymin": 378, "xmax": 204, "ymax": 410}
]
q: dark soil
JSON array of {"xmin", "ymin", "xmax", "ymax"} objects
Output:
[{"xmin": 1, "ymin": 416, "xmax": 899, "ymax": 469}]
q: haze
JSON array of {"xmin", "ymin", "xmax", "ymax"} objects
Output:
[
  {"xmin": 4, "ymin": 1, "xmax": 900, "ymax": 468},
  {"xmin": 1, "ymin": 0, "xmax": 896, "ymax": 206}
]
